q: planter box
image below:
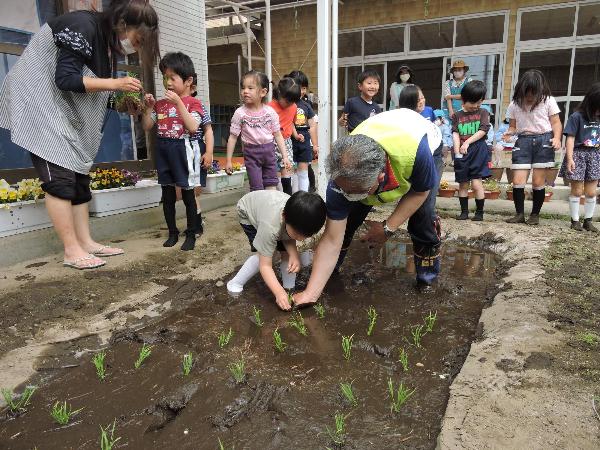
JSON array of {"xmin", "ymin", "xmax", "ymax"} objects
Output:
[
  {"xmin": 0, "ymin": 199, "xmax": 52, "ymax": 238},
  {"xmin": 489, "ymin": 167, "xmax": 504, "ymax": 181},
  {"xmin": 506, "ymin": 191, "xmax": 513, "ymax": 201},
  {"xmin": 544, "ymin": 192, "xmax": 553, "ymax": 202},
  {"xmin": 204, "ymin": 170, "xmax": 246, "ymax": 194},
  {"xmin": 89, "ymin": 180, "xmax": 162, "ymax": 217},
  {"xmin": 467, "ymin": 190, "xmax": 475, "ymax": 199},
  {"xmin": 484, "ymin": 190, "xmax": 501, "ymax": 200},
  {"xmin": 437, "ymin": 188, "xmax": 456, "ymax": 198}
]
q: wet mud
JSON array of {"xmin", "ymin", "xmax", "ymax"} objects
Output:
[{"xmin": 1, "ymin": 239, "xmax": 498, "ymax": 449}]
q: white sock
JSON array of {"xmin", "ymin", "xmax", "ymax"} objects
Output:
[
  {"xmin": 584, "ymin": 196, "xmax": 596, "ymax": 219},
  {"xmin": 569, "ymin": 196, "xmax": 580, "ymax": 221},
  {"xmin": 291, "ymin": 173, "xmax": 299, "ymax": 193},
  {"xmin": 279, "ymin": 257, "xmax": 297, "ymax": 289},
  {"xmin": 300, "ymin": 250, "xmax": 313, "ymax": 267},
  {"xmin": 297, "ymin": 170, "xmax": 309, "ymax": 192},
  {"xmin": 227, "ymin": 254, "xmax": 260, "ymax": 293}
]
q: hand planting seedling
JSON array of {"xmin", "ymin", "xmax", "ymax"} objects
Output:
[
  {"xmin": 113, "ymin": 72, "xmax": 143, "ymax": 114},
  {"xmin": 92, "ymin": 351, "xmax": 106, "ymax": 381},
  {"xmin": 273, "ymin": 328, "xmax": 288, "ymax": 352},
  {"xmin": 229, "ymin": 358, "xmax": 246, "ymax": 384},
  {"xmin": 340, "ymin": 381, "xmax": 358, "ymax": 407},
  {"xmin": 341, "ymin": 334, "xmax": 354, "ymax": 361},
  {"xmin": 288, "ymin": 311, "xmax": 308, "ymax": 336},
  {"xmin": 424, "ymin": 310, "xmax": 437, "ymax": 333},
  {"xmin": 367, "ymin": 305, "xmax": 377, "ymax": 336},
  {"xmin": 50, "ymin": 401, "xmax": 83, "ymax": 426},
  {"xmin": 1, "ymin": 386, "xmax": 36, "ymax": 415},
  {"xmin": 218, "ymin": 328, "xmax": 234, "ymax": 348},
  {"xmin": 411, "ymin": 324, "xmax": 424, "ymax": 348},
  {"xmin": 398, "ymin": 348, "xmax": 409, "ymax": 372},
  {"xmin": 252, "ymin": 305, "xmax": 264, "ymax": 327},
  {"xmin": 313, "ymin": 303, "xmax": 325, "ymax": 319},
  {"xmin": 287, "ymin": 290, "xmax": 294, "ymax": 306},
  {"xmin": 182, "ymin": 352, "xmax": 193, "ymax": 376},
  {"xmin": 134, "ymin": 344, "xmax": 153, "ymax": 369},
  {"xmin": 100, "ymin": 419, "xmax": 121, "ymax": 450},
  {"xmin": 388, "ymin": 378, "xmax": 415, "ymax": 413},
  {"xmin": 325, "ymin": 412, "xmax": 348, "ymax": 446}
]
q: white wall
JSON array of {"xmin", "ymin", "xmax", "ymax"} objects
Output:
[{"xmin": 151, "ymin": 0, "xmax": 210, "ymax": 106}]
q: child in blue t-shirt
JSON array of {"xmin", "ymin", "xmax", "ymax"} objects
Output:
[{"xmin": 339, "ymin": 69, "xmax": 382, "ymax": 133}]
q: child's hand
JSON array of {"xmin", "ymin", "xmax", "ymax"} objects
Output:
[
  {"xmin": 339, "ymin": 113, "xmax": 348, "ymax": 128},
  {"xmin": 460, "ymin": 142, "xmax": 469, "ymax": 154},
  {"xmin": 275, "ymin": 292, "xmax": 292, "ymax": 311},
  {"xmin": 550, "ymin": 137, "xmax": 562, "ymax": 150},
  {"xmin": 225, "ymin": 160, "xmax": 233, "ymax": 175},
  {"xmin": 144, "ymin": 94, "xmax": 156, "ymax": 111},
  {"xmin": 296, "ymin": 134, "xmax": 305, "ymax": 143},
  {"xmin": 313, "ymin": 146, "xmax": 319, "ymax": 158},
  {"xmin": 287, "ymin": 254, "xmax": 301, "ymax": 274},
  {"xmin": 164, "ymin": 90, "xmax": 182, "ymax": 105},
  {"xmin": 283, "ymin": 158, "xmax": 292, "ymax": 171},
  {"xmin": 567, "ymin": 158, "xmax": 575, "ymax": 174},
  {"xmin": 202, "ymin": 152, "xmax": 213, "ymax": 170}
]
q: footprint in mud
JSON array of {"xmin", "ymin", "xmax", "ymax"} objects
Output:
[
  {"xmin": 15, "ymin": 273, "xmax": 36, "ymax": 282},
  {"xmin": 24, "ymin": 261, "xmax": 48, "ymax": 269},
  {"xmin": 146, "ymin": 383, "xmax": 199, "ymax": 432}
]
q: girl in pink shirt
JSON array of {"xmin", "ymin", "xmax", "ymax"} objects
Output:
[
  {"xmin": 503, "ymin": 69, "xmax": 562, "ymax": 225},
  {"xmin": 226, "ymin": 71, "xmax": 290, "ymax": 191}
]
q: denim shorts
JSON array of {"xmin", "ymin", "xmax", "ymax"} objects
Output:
[{"xmin": 511, "ymin": 132, "xmax": 555, "ymax": 170}]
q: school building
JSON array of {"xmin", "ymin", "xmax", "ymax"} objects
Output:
[{"xmin": 206, "ymin": 0, "xmax": 600, "ymax": 147}]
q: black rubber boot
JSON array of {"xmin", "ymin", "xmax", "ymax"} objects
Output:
[
  {"xmin": 526, "ymin": 213, "xmax": 540, "ymax": 226},
  {"xmin": 181, "ymin": 230, "xmax": 196, "ymax": 251},
  {"xmin": 456, "ymin": 196, "xmax": 469, "ymax": 220},
  {"xmin": 583, "ymin": 218, "xmax": 599, "ymax": 232},
  {"xmin": 471, "ymin": 199, "xmax": 484, "ymax": 221},
  {"xmin": 571, "ymin": 220, "xmax": 583, "ymax": 231},
  {"xmin": 506, "ymin": 213, "xmax": 526, "ymax": 223},
  {"xmin": 163, "ymin": 232, "xmax": 179, "ymax": 247}
]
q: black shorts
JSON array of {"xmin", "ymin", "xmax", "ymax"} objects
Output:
[
  {"xmin": 453, "ymin": 139, "xmax": 491, "ymax": 183},
  {"xmin": 30, "ymin": 153, "xmax": 92, "ymax": 205},
  {"xmin": 241, "ymin": 223, "xmax": 286, "ymax": 253},
  {"xmin": 156, "ymin": 137, "xmax": 207, "ymax": 188},
  {"xmin": 292, "ymin": 130, "xmax": 313, "ymax": 163}
]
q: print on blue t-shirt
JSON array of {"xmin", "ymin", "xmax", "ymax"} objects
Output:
[
  {"xmin": 325, "ymin": 133, "xmax": 436, "ymax": 220},
  {"xmin": 564, "ymin": 111, "xmax": 600, "ymax": 149}
]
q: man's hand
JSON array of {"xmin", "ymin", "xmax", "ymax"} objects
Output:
[
  {"xmin": 359, "ymin": 220, "xmax": 388, "ymax": 245},
  {"xmin": 292, "ymin": 290, "xmax": 317, "ymax": 307},
  {"xmin": 164, "ymin": 90, "xmax": 182, "ymax": 105},
  {"xmin": 275, "ymin": 292, "xmax": 292, "ymax": 311}
]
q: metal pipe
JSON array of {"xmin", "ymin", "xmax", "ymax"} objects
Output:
[
  {"xmin": 265, "ymin": 0, "xmax": 272, "ymax": 100},
  {"xmin": 246, "ymin": 20, "xmax": 252, "ymax": 70},
  {"xmin": 207, "ymin": 0, "xmax": 318, "ymax": 20},
  {"xmin": 331, "ymin": 0, "xmax": 338, "ymax": 142},
  {"xmin": 317, "ymin": 0, "xmax": 330, "ymax": 199}
]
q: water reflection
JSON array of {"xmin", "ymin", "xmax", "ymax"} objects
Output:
[{"xmin": 379, "ymin": 240, "xmax": 495, "ymax": 278}]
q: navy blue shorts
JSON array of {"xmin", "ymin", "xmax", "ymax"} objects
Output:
[
  {"xmin": 511, "ymin": 132, "xmax": 554, "ymax": 170},
  {"xmin": 453, "ymin": 139, "xmax": 491, "ymax": 183},
  {"xmin": 156, "ymin": 137, "xmax": 207, "ymax": 188},
  {"xmin": 292, "ymin": 130, "xmax": 313, "ymax": 163},
  {"xmin": 241, "ymin": 223, "xmax": 286, "ymax": 253}
]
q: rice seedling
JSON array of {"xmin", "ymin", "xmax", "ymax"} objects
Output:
[
  {"xmin": 367, "ymin": 305, "xmax": 377, "ymax": 336},
  {"xmin": 578, "ymin": 331, "xmax": 599, "ymax": 346},
  {"xmin": 229, "ymin": 358, "xmax": 246, "ymax": 384},
  {"xmin": 134, "ymin": 344, "xmax": 153, "ymax": 369},
  {"xmin": 99, "ymin": 419, "xmax": 121, "ymax": 450},
  {"xmin": 411, "ymin": 324, "xmax": 424, "ymax": 348},
  {"xmin": 218, "ymin": 328, "xmax": 234, "ymax": 348},
  {"xmin": 218, "ymin": 437, "xmax": 234, "ymax": 450},
  {"xmin": 1, "ymin": 386, "xmax": 36, "ymax": 414},
  {"xmin": 388, "ymin": 378, "xmax": 415, "ymax": 413},
  {"xmin": 313, "ymin": 303, "xmax": 325, "ymax": 319},
  {"xmin": 325, "ymin": 412, "xmax": 348, "ymax": 446},
  {"xmin": 50, "ymin": 401, "xmax": 83, "ymax": 425},
  {"xmin": 287, "ymin": 290, "xmax": 294, "ymax": 306},
  {"xmin": 252, "ymin": 305, "xmax": 264, "ymax": 327},
  {"xmin": 398, "ymin": 347, "xmax": 409, "ymax": 372},
  {"xmin": 341, "ymin": 334, "xmax": 354, "ymax": 361},
  {"xmin": 288, "ymin": 311, "xmax": 308, "ymax": 336},
  {"xmin": 339, "ymin": 381, "xmax": 357, "ymax": 407},
  {"xmin": 92, "ymin": 351, "xmax": 106, "ymax": 381},
  {"xmin": 424, "ymin": 310, "xmax": 437, "ymax": 333},
  {"xmin": 182, "ymin": 352, "xmax": 193, "ymax": 376},
  {"xmin": 273, "ymin": 328, "xmax": 288, "ymax": 352}
]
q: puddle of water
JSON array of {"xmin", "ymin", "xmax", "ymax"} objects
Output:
[{"xmin": 0, "ymin": 239, "xmax": 497, "ymax": 449}]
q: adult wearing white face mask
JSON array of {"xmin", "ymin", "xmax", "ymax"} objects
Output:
[
  {"xmin": 444, "ymin": 59, "xmax": 473, "ymax": 119},
  {"xmin": 293, "ymin": 109, "xmax": 443, "ymax": 308},
  {"xmin": 389, "ymin": 65, "xmax": 413, "ymax": 110},
  {"xmin": 0, "ymin": 0, "xmax": 160, "ymax": 269}
]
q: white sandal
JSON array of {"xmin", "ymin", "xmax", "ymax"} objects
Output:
[
  {"xmin": 63, "ymin": 254, "xmax": 106, "ymax": 270},
  {"xmin": 90, "ymin": 245, "xmax": 124, "ymax": 257}
]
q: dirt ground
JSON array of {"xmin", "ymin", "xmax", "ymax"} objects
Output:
[{"xmin": 1, "ymin": 204, "xmax": 599, "ymax": 448}]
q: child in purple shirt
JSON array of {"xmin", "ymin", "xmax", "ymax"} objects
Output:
[{"xmin": 225, "ymin": 70, "xmax": 290, "ymax": 190}]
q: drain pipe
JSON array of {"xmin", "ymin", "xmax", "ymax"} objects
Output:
[
  {"xmin": 331, "ymin": 0, "xmax": 338, "ymax": 142},
  {"xmin": 265, "ymin": 0, "xmax": 272, "ymax": 100},
  {"xmin": 317, "ymin": 0, "xmax": 331, "ymax": 199}
]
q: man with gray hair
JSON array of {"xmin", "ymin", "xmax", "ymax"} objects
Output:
[{"xmin": 294, "ymin": 108, "xmax": 442, "ymax": 307}]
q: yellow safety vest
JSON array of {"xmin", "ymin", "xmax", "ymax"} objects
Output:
[{"xmin": 350, "ymin": 109, "xmax": 439, "ymax": 206}]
